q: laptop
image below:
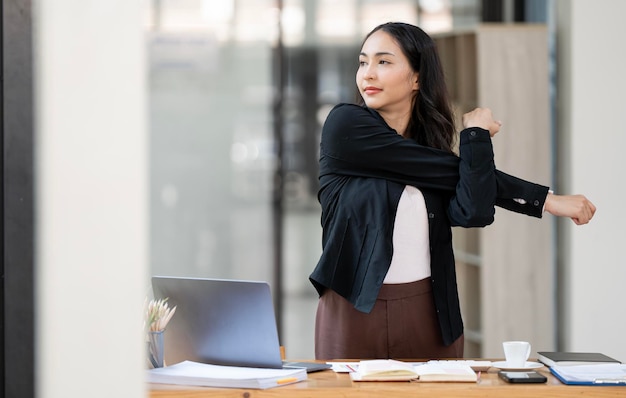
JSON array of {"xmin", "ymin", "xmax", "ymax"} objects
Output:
[{"xmin": 151, "ymin": 276, "xmax": 330, "ymax": 372}]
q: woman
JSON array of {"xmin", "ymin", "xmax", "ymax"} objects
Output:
[{"xmin": 309, "ymin": 22, "xmax": 595, "ymax": 360}]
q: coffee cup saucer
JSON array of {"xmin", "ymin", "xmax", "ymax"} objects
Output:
[{"xmin": 491, "ymin": 361, "xmax": 543, "ymax": 371}]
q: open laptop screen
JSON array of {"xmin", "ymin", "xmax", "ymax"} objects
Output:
[{"xmin": 151, "ymin": 276, "xmax": 284, "ymax": 369}]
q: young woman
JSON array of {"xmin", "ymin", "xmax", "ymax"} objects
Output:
[{"xmin": 309, "ymin": 22, "xmax": 595, "ymax": 360}]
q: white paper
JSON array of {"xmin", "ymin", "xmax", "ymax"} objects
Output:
[
  {"xmin": 552, "ymin": 364, "xmax": 626, "ymax": 383},
  {"xmin": 147, "ymin": 360, "xmax": 307, "ymax": 389}
]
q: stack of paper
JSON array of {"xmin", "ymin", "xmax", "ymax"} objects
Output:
[{"xmin": 147, "ymin": 360, "xmax": 307, "ymax": 389}]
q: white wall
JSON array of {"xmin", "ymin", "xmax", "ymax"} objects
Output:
[
  {"xmin": 556, "ymin": 0, "xmax": 626, "ymax": 361},
  {"xmin": 35, "ymin": 1, "xmax": 148, "ymax": 397}
]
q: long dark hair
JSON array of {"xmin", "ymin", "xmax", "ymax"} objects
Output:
[{"xmin": 359, "ymin": 22, "xmax": 456, "ymax": 153}]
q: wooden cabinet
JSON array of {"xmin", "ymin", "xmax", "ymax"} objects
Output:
[{"xmin": 433, "ymin": 24, "xmax": 554, "ymax": 358}]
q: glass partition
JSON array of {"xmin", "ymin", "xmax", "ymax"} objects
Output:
[{"xmin": 146, "ymin": 0, "xmax": 481, "ymax": 360}]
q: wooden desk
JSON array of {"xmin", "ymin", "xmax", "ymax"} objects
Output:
[{"xmin": 149, "ymin": 361, "xmax": 624, "ymax": 398}]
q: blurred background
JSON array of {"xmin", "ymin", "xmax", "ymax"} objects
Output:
[
  {"xmin": 143, "ymin": 0, "xmax": 550, "ymax": 360},
  {"xmin": 3, "ymin": 1, "xmax": 625, "ymax": 397}
]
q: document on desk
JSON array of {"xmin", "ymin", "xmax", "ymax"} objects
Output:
[
  {"xmin": 147, "ymin": 360, "xmax": 307, "ymax": 389},
  {"xmin": 550, "ymin": 364, "xmax": 626, "ymax": 386}
]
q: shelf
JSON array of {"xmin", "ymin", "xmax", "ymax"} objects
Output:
[{"xmin": 435, "ymin": 24, "xmax": 555, "ymax": 358}]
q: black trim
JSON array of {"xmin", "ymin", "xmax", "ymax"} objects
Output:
[
  {"xmin": 482, "ymin": 0, "xmax": 529, "ymax": 22},
  {"xmin": 482, "ymin": 0, "xmax": 504, "ymax": 22},
  {"xmin": 3, "ymin": 0, "xmax": 35, "ymax": 397},
  {"xmin": 1, "ymin": 0, "xmax": 5, "ymax": 392},
  {"xmin": 514, "ymin": 0, "xmax": 526, "ymax": 22}
]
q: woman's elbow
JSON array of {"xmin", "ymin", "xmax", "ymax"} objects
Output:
[
  {"xmin": 470, "ymin": 212, "xmax": 495, "ymax": 227},
  {"xmin": 449, "ymin": 208, "xmax": 495, "ymax": 227}
]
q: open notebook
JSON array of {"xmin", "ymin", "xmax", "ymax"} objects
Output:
[
  {"xmin": 151, "ymin": 276, "xmax": 329, "ymax": 372},
  {"xmin": 349, "ymin": 359, "xmax": 477, "ymax": 382}
]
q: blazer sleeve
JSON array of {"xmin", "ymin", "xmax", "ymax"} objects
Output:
[
  {"xmin": 447, "ymin": 128, "xmax": 496, "ymax": 227},
  {"xmin": 319, "ymin": 103, "xmax": 548, "ymax": 219},
  {"xmin": 495, "ymin": 170, "xmax": 549, "ymax": 218},
  {"xmin": 319, "ymin": 103, "xmax": 462, "ymax": 192}
]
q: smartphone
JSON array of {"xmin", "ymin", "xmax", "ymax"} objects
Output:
[{"xmin": 499, "ymin": 371, "xmax": 547, "ymax": 384}]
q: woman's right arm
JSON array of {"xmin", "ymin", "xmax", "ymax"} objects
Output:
[
  {"xmin": 319, "ymin": 104, "xmax": 546, "ymax": 219},
  {"xmin": 544, "ymin": 192, "xmax": 596, "ymax": 225},
  {"xmin": 320, "ymin": 104, "xmax": 498, "ymax": 227},
  {"xmin": 319, "ymin": 103, "xmax": 462, "ymax": 192}
]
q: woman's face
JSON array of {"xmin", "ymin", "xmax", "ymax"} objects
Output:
[{"xmin": 356, "ymin": 30, "xmax": 419, "ymax": 116}]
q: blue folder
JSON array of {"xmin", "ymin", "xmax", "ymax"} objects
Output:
[{"xmin": 550, "ymin": 365, "xmax": 626, "ymax": 386}]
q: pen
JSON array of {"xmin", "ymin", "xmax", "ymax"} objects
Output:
[{"xmin": 276, "ymin": 377, "xmax": 298, "ymax": 385}]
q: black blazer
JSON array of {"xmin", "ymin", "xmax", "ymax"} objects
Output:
[{"xmin": 309, "ymin": 104, "xmax": 549, "ymax": 346}]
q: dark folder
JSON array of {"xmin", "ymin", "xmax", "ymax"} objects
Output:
[{"xmin": 537, "ymin": 352, "xmax": 621, "ymax": 367}]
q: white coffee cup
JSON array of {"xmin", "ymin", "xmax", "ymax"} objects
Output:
[{"xmin": 502, "ymin": 341, "xmax": 531, "ymax": 367}]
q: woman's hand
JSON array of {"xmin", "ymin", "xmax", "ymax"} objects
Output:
[
  {"xmin": 462, "ymin": 108, "xmax": 502, "ymax": 137},
  {"xmin": 544, "ymin": 192, "xmax": 597, "ymax": 225}
]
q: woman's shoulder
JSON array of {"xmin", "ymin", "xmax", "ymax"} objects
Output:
[
  {"xmin": 326, "ymin": 103, "xmax": 364, "ymax": 121},
  {"xmin": 324, "ymin": 103, "xmax": 384, "ymax": 129},
  {"xmin": 327, "ymin": 102, "xmax": 373, "ymax": 117}
]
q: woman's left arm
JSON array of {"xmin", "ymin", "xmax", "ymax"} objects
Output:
[
  {"xmin": 462, "ymin": 107, "xmax": 596, "ymax": 224},
  {"xmin": 447, "ymin": 108, "xmax": 502, "ymax": 227},
  {"xmin": 447, "ymin": 127, "xmax": 497, "ymax": 227}
]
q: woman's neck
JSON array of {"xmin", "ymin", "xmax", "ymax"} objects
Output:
[{"xmin": 379, "ymin": 109, "xmax": 411, "ymax": 137}]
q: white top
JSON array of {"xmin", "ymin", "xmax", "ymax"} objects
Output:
[{"xmin": 383, "ymin": 185, "xmax": 431, "ymax": 284}]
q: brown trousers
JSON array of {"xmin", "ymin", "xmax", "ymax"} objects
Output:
[{"xmin": 315, "ymin": 278, "xmax": 464, "ymax": 360}]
